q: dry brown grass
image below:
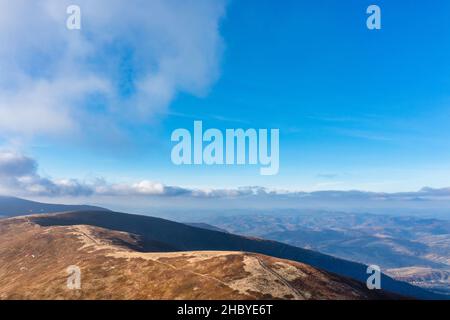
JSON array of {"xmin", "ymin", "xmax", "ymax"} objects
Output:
[{"xmin": 0, "ymin": 216, "xmax": 395, "ymax": 300}]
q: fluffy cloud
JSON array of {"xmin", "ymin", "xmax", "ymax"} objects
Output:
[
  {"xmin": 0, "ymin": 152, "xmax": 36, "ymax": 177},
  {"xmin": 0, "ymin": 151, "xmax": 94, "ymax": 196},
  {"xmin": 0, "ymin": 150, "xmax": 277, "ymax": 198},
  {"xmin": 0, "ymin": 0, "xmax": 226, "ymax": 136},
  {"xmin": 95, "ymin": 180, "xmax": 191, "ymax": 197},
  {"xmin": 3, "ymin": 150, "xmax": 450, "ymax": 208}
]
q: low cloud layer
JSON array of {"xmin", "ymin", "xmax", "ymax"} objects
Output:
[
  {"xmin": 0, "ymin": 0, "xmax": 226, "ymax": 136},
  {"xmin": 2, "ymin": 151, "xmax": 450, "ymax": 210},
  {"xmin": 0, "ymin": 150, "xmax": 265, "ymax": 198}
]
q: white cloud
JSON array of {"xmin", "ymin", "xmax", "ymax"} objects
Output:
[
  {"xmin": 3, "ymin": 150, "xmax": 450, "ymax": 213},
  {"xmin": 0, "ymin": 151, "xmax": 36, "ymax": 177},
  {"xmin": 0, "ymin": 150, "xmax": 274, "ymax": 198},
  {"xmin": 0, "ymin": 0, "xmax": 226, "ymax": 137},
  {"xmin": 0, "ymin": 151, "xmax": 93, "ymax": 196}
]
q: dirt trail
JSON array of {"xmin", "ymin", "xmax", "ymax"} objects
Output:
[
  {"xmin": 71, "ymin": 225, "xmax": 239, "ymax": 292},
  {"xmin": 71, "ymin": 224, "xmax": 310, "ymax": 299},
  {"xmin": 254, "ymin": 255, "xmax": 306, "ymax": 300}
]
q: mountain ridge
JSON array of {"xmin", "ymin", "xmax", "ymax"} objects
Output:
[
  {"xmin": 0, "ymin": 214, "xmax": 398, "ymax": 300},
  {"xmin": 27, "ymin": 210, "xmax": 446, "ymax": 299},
  {"xmin": 0, "ymin": 196, "xmax": 109, "ymax": 217}
]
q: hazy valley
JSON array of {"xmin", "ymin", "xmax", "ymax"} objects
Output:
[
  {"xmin": 197, "ymin": 211, "xmax": 450, "ymax": 295},
  {"xmin": 0, "ymin": 197, "xmax": 447, "ymax": 300}
]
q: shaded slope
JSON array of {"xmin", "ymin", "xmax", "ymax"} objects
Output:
[
  {"xmin": 0, "ymin": 216, "xmax": 396, "ymax": 300},
  {"xmin": 186, "ymin": 222, "xmax": 229, "ymax": 233},
  {"xmin": 30, "ymin": 211, "xmax": 446, "ymax": 299}
]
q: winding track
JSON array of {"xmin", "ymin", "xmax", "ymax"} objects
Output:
[{"xmin": 254, "ymin": 255, "xmax": 306, "ymax": 300}]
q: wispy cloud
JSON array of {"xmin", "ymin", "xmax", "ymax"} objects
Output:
[
  {"xmin": 330, "ymin": 128, "xmax": 394, "ymax": 142},
  {"xmin": 168, "ymin": 112, "xmax": 252, "ymax": 125},
  {"xmin": 0, "ymin": 0, "xmax": 226, "ymax": 138},
  {"xmin": 316, "ymin": 173, "xmax": 339, "ymax": 179}
]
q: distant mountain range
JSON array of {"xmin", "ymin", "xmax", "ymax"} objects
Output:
[
  {"xmin": 0, "ymin": 196, "xmax": 108, "ymax": 217},
  {"xmin": 202, "ymin": 211, "xmax": 450, "ymax": 295},
  {"xmin": 0, "ymin": 196, "xmax": 447, "ymax": 299}
]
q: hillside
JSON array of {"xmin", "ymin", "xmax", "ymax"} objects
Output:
[
  {"xmin": 14, "ymin": 210, "xmax": 447, "ymax": 299},
  {"xmin": 204, "ymin": 211, "xmax": 450, "ymax": 295},
  {"xmin": 0, "ymin": 196, "xmax": 108, "ymax": 217},
  {"xmin": 0, "ymin": 214, "xmax": 395, "ymax": 300}
]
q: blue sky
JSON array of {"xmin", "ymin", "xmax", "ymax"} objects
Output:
[
  {"xmin": 1, "ymin": 0, "xmax": 450, "ymax": 206},
  {"xmin": 157, "ymin": 0, "xmax": 450, "ymax": 191}
]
